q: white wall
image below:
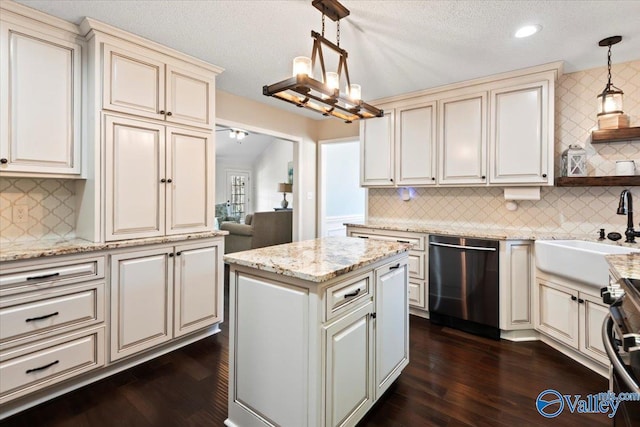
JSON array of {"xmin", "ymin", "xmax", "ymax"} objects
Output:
[
  {"xmin": 322, "ymin": 141, "xmax": 364, "ymax": 217},
  {"xmin": 253, "ymin": 139, "xmax": 293, "ymax": 212}
]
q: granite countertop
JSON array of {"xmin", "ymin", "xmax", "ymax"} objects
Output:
[
  {"xmin": 345, "ymin": 221, "xmax": 640, "ymax": 247},
  {"xmin": 0, "ymin": 231, "xmax": 228, "ymax": 262},
  {"xmin": 606, "ymin": 253, "xmax": 640, "ymax": 282},
  {"xmin": 223, "ymin": 236, "xmax": 411, "ymax": 283}
]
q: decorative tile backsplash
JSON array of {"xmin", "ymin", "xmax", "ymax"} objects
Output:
[
  {"xmin": 0, "ymin": 178, "xmax": 76, "ymax": 243},
  {"xmin": 369, "ymin": 60, "xmax": 640, "ymax": 236}
]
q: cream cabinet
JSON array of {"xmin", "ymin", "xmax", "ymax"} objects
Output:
[
  {"xmin": 104, "ymin": 115, "xmax": 213, "ymax": 241},
  {"xmin": 0, "ymin": 9, "xmax": 83, "ymax": 177},
  {"xmin": 489, "ymin": 80, "xmax": 550, "ymax": 185},
  {"xmin": 103, "ymin": 44, "xmax": 214, "ymax": 129},
  {"xmin": 0, "ymin": 254, "xmax": 106, "ymax": 405},
  {"xmin": 360, "ymin": 111, "xmax": 394, "ymax": 186},
  {"xmin": 499, "ymin": 240, "xmax": 534, "ymax": 332},
  {"xmin": 535, "ymin": 277, "xmax": 608, "ymax": 366},
  {"xmin": 358, "ymin": 63, "xmax": 559, "ymax": 189},
  {"xmin": 347, "ymin": 226, "xmax": 428, "ymax": 313},
  {"xmin": 395, "ymin": 102, "xmax": 437, "ymax": 186},
  {"xmin": 438, "ymin": 92, "xmax": 487, "ymax": 185},
  {"xmin": 226, "ymin": 251, "xmax": 408, "ymax": 427},
  {"xmin": 360, "ymin": 102, "xmax": 437, "ymax": 187},
  {"xmin": 110, "ymin": 239, "xmax": 223, "ymax": 361}
]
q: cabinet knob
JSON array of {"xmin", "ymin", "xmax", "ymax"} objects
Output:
[
  {"xmin": 481, "ymin": 175, "xmax": 486, "ymax": 180},
  {"xmin": 431, "ymin": 177, "xmax": 435, "ymax": 181},
  {"xmin": 167, "ymin": 178, "xmax": 173, "ymax": 183},
  {"xmin": 159, "ymin": 110, "xmax": 165, "ymax": 115},
  {"xmin": 176, "ymin": 251, "xmax": 182, "ymax": 256},
  {"xmin": 160, "ymin": 178, "xmax": 166, "ymax": 183},
  {"xmin": 169, "ymin": 253, "xmax": 174, "ymax": 257},
  {"xmin": 571, "ymin": 295, "xmax": 577, "ymax": 301},
  {"xmin": 166, "ymin": 111, "xmax": 173, "ymax": 117},
  {"xmin": 578, "ymin": 298, "xmax": 585, "ymax": 304},
  {"xmin": 0, "ymin": 158, "xmax": 7, "ymax": 164},
  {"xmin": 390, "ymin": 178, "xmax": 394, "ymax": 182},
  {"xmin": 371, "ymin": 313, "xmax": 377, "ymax": 319},
  {"xmin": 542, "ymin": 173, "xmax": 547, "ymax": 178}
]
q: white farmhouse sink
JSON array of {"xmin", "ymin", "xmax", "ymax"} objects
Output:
[{"xmin": 535, "ymin": 240, "xmax": 640, "ymax": 288}]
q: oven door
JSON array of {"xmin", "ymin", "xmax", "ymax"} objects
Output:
[{"xmin": 603, "ymin": 314, "xmax": 640, "ymax": 426}]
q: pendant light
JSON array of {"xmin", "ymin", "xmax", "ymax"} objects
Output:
[
  {"xmin": 597, "ymin": 36, "xmax": 624, "ymax": 117},
  {"xmin": 263, "ymin": 0, "xmax": 383, "ymax": 123}
]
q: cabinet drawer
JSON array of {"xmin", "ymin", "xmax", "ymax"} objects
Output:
[
  {"xmin": 0, "ymin": 326, "xmax": 105, "ymax": 403},
  {"xmin": 0, "ymin": 257, "xmax": 105, "ymax": 295},
  {"xmin": 350, "ymin": 231, "xmax": 425, "ymax": 251},
  {"xmin": 408, "ymin": 252, "xmax": 425, "ymax": 280},
  {"xmin": 0, "ymin": 282, "xmax": 105, "ymax": 345},
  {"xmin": 326, "ymin": 275, "xmax": 372, "ymax": 321}
]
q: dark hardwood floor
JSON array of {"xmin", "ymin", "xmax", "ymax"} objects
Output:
[{"xmin": 2, "ymin": 282, "xmax": 611, "ymax": 427}]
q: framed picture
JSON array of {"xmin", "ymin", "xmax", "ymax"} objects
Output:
[{"xmin": 287, "ymin": 161, "xmax": 293, "ymax": 184}]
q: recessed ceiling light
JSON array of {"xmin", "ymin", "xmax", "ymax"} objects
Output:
[{"xmin": 515, "ymin": 24, "xmax": 542, "ymax": 38}]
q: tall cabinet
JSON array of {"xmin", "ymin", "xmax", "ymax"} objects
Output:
[{"xmin": 77, "ymin": 17, "xmax": 222, "ymax": 243}]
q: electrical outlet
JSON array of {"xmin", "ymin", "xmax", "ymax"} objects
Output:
[{"xmin": 13, "ymin": 205, "xmax": 28, "ymax": 224}]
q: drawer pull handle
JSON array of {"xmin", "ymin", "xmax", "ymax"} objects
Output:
[
  {"xmin": 26, "ymin": 312, "xmax": 59, "ymax": 322},
  {"xmin": 397, "ymin": 240, "xmax": 410, "ymax": 244},
  {"xmin": 26, "ymin": 272, "xmax": 60, "ymax": 281},
  {"xmin": 26, "ymin": 360, "xmax": 59, "ymax": 374},
  {"xmin": 344, "ymin": 288, "xmax": 361, "ymax": 298},
  {"xmin": 389, "ymin": 263, "xmax": 401, "ymax": 270},
  {"xmin": 357, "ymin": 236, "xmax": 369, "ymax": 239}
]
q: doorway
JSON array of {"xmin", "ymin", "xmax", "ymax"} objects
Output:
[{"xmin": 317, "ymin": 138, "xmax": 366, "ymax": 237}]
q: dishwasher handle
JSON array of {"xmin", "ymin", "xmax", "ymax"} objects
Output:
[{"xmin": 429, "ymin": 241, "xmax": 497, "ymax": 252}]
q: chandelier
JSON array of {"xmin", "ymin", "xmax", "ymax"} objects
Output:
[{"xmin": 262, "ymin": 0, "xmax": 383, "ymax": 123}]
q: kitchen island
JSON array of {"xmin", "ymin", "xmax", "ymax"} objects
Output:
[{"xmin": 224, "ymin": 236, "xmax": 411, "ymax": 427}]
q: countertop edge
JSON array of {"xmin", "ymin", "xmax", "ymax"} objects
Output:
[{"xmin": 0, "ymin": 231, "xmax": 229, "ymax": 262}]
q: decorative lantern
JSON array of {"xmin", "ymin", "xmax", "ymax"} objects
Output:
[
  {"xmin": 597, "ymin": 36, "xmax": 624, "ymax": 118},
  {"xmin": 562, "ymin": 145, "xmax": 587, "ymax": 177}
]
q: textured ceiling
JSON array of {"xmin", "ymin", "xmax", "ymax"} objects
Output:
[{"xmin": 14, "ymin": 0, "xmax": 640, "ymax": 119}]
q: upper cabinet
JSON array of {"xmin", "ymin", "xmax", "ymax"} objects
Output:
[
  {"xmin": 103, "ymin": 44, "xmax": 215, "ymax": 129},
  {"xmin": 360, "ymin": 64, "xmax": 560, "ymax": 188},
  {"xmin": 361, "ymin": 111, "xmax": 394, "ymax": 186},
  {"xmin": 489, "ymin": 80, "xmax": 550, "ymax": 185},
  {"xmin": 438, "ymin": 92, "xmax": 487, "ymax": 185},
  {"xmin": 361, "ymin": 101, "xmax": 437, "ymax": 187},
  {"xmin": 0, "ymin": 7, "xmax": 83, "ymax": 177}
]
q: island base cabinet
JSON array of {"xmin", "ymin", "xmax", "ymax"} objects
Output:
[
  {"xmin": 375, "ymin": 261, "xmax": 409, "ymax": 397},
  {"xmin": 324, "ymin": 302, "xmax": 374, "ymax": 427},
  {"xmin": 226, "ymin": 252, "xmax": 409, "ymax": 427}
]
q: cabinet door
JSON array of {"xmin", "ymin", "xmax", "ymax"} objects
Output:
[
  {"xmin": 536, "ymin": 280, "xmax": 579, "ymax": 349},
  {"xmin": 500, "ymin": 241, "xmax": 533, "ymax": 330},
  {"xmin": 103, "ymin": 44, "xmax": 165, "ymax": 121},
  {"xmin": 105, "ymin": 115, "xmax": 166, "ymax": 240},
  {"xmin": 324, "ymin": 301, "xmax": 374, "ymax": 427},
  {"xmin": 360, "ymin": 111, "xmax": 394, "ymax": 186},
  {"xmin": 0, "ymin": 22, "xmax": 81, "ymax": 176},
  {"xmin": 375, "ymin": 259, "xmax": 409, "ymax": 397},
  {"xmin": 110, "ymin": 248, "xmax": 173, "ymax": 361},
  {"xmin": 489, "ymin": 81, "xmax": 549, "ymax": 184},
  {"xmin": 438, "ymin": 92, "xmax": 487, "ymax": 185},
  {"xmin": 396, "ymin": 102, "xmax": 437, "ymax": 185},
  {"xmin": 166, "ymin": 127, "xmax": 213, "ymax": 235},
  {"xmin": 579, "ymin": 292, "xmax": 609, "ymax": 365},
  {"xmin": 173, "ymin": 242, "xmax": 222, "ymax": 337},
  {"xmin": 166, "ymin": 66, "xmax": 214, "ymax": 129}
]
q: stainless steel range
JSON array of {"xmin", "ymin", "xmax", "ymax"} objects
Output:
[{"xmin": 602, "ymin": 272, "xmax": 640, "ymax": 426}]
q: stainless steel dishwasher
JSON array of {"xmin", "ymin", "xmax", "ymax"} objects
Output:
[{"xmin": 428, "ymin": 234, "xmax": 500, "ymax": 339}]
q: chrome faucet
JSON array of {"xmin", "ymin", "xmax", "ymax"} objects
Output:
[{"xmin": 617, "ymin": 189, "xmax": 640, "ymax": 243}]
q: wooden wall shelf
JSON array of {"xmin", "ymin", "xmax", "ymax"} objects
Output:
[
  {"xmin": 591, "ymin": 127, "xmax": 640, "ymax": 143},
  {"xmin": 556, "ymin": 176, "xmax": 640, "ymax": 187}
]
